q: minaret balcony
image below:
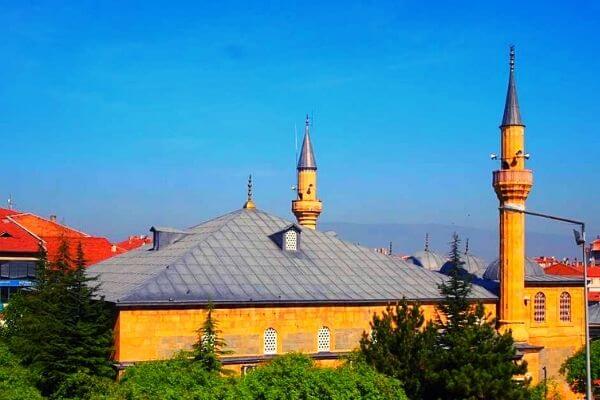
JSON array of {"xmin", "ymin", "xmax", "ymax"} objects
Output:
[{"xmin": 493, "ymin": 169, "xmax": 533, "ymax": 201}]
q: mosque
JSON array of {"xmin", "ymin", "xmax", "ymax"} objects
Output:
[{"xmin": 88, "ymin": 48, "xmax": 586, "ymax": 397}]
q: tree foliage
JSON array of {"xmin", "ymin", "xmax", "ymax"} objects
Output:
[
  {"xmin": 560, "ymin": 339, "xmax": 600, "ymax": 395},
  {"xmin": 0, "ymin": 341, "xmax": 43, "ymax": 400},
  {"xmin": 1, "ymin": 240, "xmax": 115, "ymax": 396},
  {"xmin": 361, "ymin": 233, "xmax": 529, "ymax": 400},
  {"xmin": 192, "ymin": 302, "xmax": 232, "ymax": 373},
  {"xmin": 359, "ymin": 300, "xmax": 435, "ymax": 399}
]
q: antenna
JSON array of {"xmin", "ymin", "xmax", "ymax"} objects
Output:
[
  {"xmin": 7, "ymin": 194, "xmax": 15, "ymax": 210},
  {"xmin": 294, "ymin": 123, "xmax": 298, "ymax": 163}
]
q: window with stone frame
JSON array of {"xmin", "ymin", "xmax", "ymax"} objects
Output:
[
  {"xmin": 264, "ymin": 328, "xmax": 277, "ymax": 355},
  {"xmin": 534, "ymin": 292, "xmax": 546, "ymax": 323},
  {"xmin": 317, "ymin": 327, "xmax": 330, "ymax": 352},
  {"xmin": 559, "ymin": 291, "xmax": 571, "ymax": 322}
]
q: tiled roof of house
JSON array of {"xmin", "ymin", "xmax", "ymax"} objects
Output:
[
  {"xmin": 87, "ymin": 208, "xmax": 497, "ymax": 307},
  {"xmin": 117, "ymin": 236, "xmax": 152, "ymax": 251},
  {"xmin": 0, "ymin": 208, "xmax": 121, "ymax": 266},
  {"xmin": 0, "ymin": 216, "xmax": 40, "ymax": 254}
]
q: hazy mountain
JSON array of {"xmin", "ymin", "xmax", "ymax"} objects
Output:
[{"xmin": 320, "ymin": 222, "xmax": 585, "ymax": 263}]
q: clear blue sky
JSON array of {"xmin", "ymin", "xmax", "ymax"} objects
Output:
[{"xmin": 1, "ymin": 1, "xmax": 599, "ymax": 241}]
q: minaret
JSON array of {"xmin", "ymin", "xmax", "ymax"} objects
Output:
[
  {"xmin": 292, "ymin": 115, "xmax": 322, "ymax": 229},
  {"xmin": 493, "ymin": 46, "xmax": 533, "ymax": 342}
]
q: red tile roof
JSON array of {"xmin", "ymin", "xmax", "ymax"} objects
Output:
[
  {"xmin": 44, "ymin": 237, "xmax": 124, "ymax": 266},
  {"xmin": 545, "ymin": 263, "xmax": 583, "ymax": 277},
  {"xmin": 116, "ymin": 235, "xmax": 152, "ymax": 251},
  {"xmin": 0, "ymin": 217, "xmax": 40, "ymax": 254},
  {"xmin": 0, "ymin": 208, "xmax": 123, "ymax": 266}
]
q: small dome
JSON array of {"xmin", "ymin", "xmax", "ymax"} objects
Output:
[
  {"xmin": 407, "ymin": 250, "xmax": 447, "ymax": 271},
  {"xmin": 441, "ymin": 253, "xmax": 486, "ymax": 275},
  {"xmin": 482, "ymin": 257, "xmax": 544, "ymax": 281}
]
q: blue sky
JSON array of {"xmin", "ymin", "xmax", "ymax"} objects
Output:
[{"xmin": 1, "ymin": 1, "xmax": 599, "ymax": 242}]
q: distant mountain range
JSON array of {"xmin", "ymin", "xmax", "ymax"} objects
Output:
[{"xmin": 320, "ymin": 222, "xmax": 585, "ymax": 263}]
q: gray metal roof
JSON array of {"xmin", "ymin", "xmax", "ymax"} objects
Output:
[
  {"xmin": 407, "ymin": 250, "xmax": 447, "ymax": 271},
  {"xmin": 589, "ymin": 303, "xmax": 600, "ymax": 326},
  {"xmin": 297, "ymin": 115, "xmax": 317, "ymax": 170},
  {"xmin": 482, "ymin": 257, "xmax": 582, "ymax": 284},
  {"xmin": 501, "ymin": 46, "xmax": 524, "ymax": 127},
  {"xmin": 441, "ymin": 253, "xmax": 486, "ymax": 275},
  {"xmin": 87, "ymin": 208, "xmax": 496, "ymax": 306},
  {"xmin": 483, "ymin": 257, "xmax": 544, "ymax": 281}
]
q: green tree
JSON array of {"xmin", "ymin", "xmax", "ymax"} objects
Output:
[
  {"xmin": 425, "ymin": 232, "xmax": 529, "ymax": 400},
  {"xmin": 192, "ymin": 302, "xmax": 232, "ymax": 373},
  {"xmin": 2, "ymin": 239, "xmax": 115, "ymax": 396},
  {"xmin": 0, "ymin": 341, "xmax": 43, "ymax": 400},
  {"xmin": 359, "ymin": 299, "xmax": 435, "ymax": 399},
  {"xmin": 560, "ymin": 339, "xmax": 600, "ymax": 395},
  {"xmin": 233, "ymin": 353, "xmax": 407, "ymax": 400}
]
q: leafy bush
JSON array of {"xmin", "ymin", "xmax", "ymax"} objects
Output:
[
  {"xmin": 233, "ymin": 353, "xmax": 407, "ymax": 400},
  {"xmin": 0, "ymin": 341, "xmax": 43, "ymax": 400},
  {"xmin": 115, "ymin": 356, "xmax": 234, "ymax": 400},
  {"xmin": 560, "ymin": 339, "xmax": 600, "ymax": 394}
]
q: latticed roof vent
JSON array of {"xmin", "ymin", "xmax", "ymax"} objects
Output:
[{"xmin": 269, "ymin": 224, "xmax": 302, "ymax": 252}]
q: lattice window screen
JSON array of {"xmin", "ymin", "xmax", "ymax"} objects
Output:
[
  {"xmin": 284, "ymin": 230, "xmax": 298, "ymax": 251},
  {"xmin": 264, "ymin": 328, "xmax": 277, "ymax": 354},
  {"xmin": 559, "ymin": 292, "xmax": 571, "ymax": 322},
  {"xmin": 317, "ymin": 327, "xmax": 330, "ymax": 352},
  {"xmin": 534, "ymin": 292, "xmax": 546, "ymax": 323}
]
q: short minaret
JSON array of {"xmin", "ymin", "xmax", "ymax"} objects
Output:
[
  {"xmin": 292, "ymin": 115, "xmax": 322, "ymax": 229},
  {"xmin": 493, "ymin": 46, "xmax": 533, "ymax": 342}
]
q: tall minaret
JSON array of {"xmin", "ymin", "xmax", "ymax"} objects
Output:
[
  {"xmin": 292, "ymin": 115, "xmax": 322, "ymax": 229},
  {"xmin": 493, "ymin": 46, "xmax": 533, "ymax": 342}
]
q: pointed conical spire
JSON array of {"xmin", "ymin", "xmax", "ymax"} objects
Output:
[
  {"xmin": 297, "ymin": 114, "xmax": 317, "ymax": 170},
  {"xmin": 501, "ymin": 45, "xmax": 524, "ymax": 127},
  {"xmin": 243, "ymin": 174, "xmax": 256, "ymax": 209}
]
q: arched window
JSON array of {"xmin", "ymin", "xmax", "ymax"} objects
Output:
[
  {"xmin": 317, "ymin": 327, "xmax": 330, "ymax": 352},
  {"xmin": 264, "ymin": 328, "xmax": 277, "ymax": 355},
  {"xmin": 534, "ymin": 292, "xmax": 546, "ymax": 323},
  {"xmin": 284, "ymin": 230, "xmax": 298, "ymax": 251},
  {"xmin": 560, "ymin": 292, "xmax": 571, "ymax": 322}
]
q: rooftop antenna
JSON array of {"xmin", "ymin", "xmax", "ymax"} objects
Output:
[{"xmin": 7, "ymin": 194, "xmax": 15, "ymax": 210}]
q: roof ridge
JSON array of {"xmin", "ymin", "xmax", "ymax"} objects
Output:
[{"xmin": 12, "ymin": 212, "xmax": 92, "ymax": 238}]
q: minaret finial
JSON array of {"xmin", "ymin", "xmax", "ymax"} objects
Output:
[
  {"xmin": 389, "ymin": 241, "xmax": 393, "ymax": 256},
  {"xmin": 509, "ymin": 45, "xmax": 515, "ymax": 72},
  {"xmin": 425, "ymin": 233, "xmax": 430, "ymax": 251},
  {"xmin": 465, "ymin": 238, "xmax": 470, "ymax": 254},
  {"xmin": 501, "ymin": 45, "xmax": 523, "ymax": 127},
  {"xmin": 305, "ymin": 114, "xmax": 310, "ymax": 128},
  {"xmin": 243, "ymin": 174, "xmax": 256, "ymax": 209}
]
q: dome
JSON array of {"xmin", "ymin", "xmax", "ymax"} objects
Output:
[
  {"xmin": 440, "ymin": 253, "xmax": 486, "ymax": 275},
  {"xmin": 408, "ymin": 249, "xmax": 447, "ymax": 271},
  {"xmin": 482, "ymin": 257, "xmax": 545, "ymax": 281}
]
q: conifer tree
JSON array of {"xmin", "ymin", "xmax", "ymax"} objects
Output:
[
  {"xmin": 425, "ymin": 232, "xmax": 529, "ymax": 400},
  {"xmin": 192, "ymin": 302, "xmax": 232, "ymax": 373},
  {"xmin": 2, "ymin": 238, "xmax": 115, "ymax": 396},
  {"xmin": 359, "ymin": 300, "xmax": 436, "ymax": 400}
]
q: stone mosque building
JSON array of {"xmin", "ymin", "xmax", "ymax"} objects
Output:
[{"xmin": 89, "ymin": 48, "xmax": 586, "ymax": 397}]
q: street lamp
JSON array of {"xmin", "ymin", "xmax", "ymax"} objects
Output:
[{"xmin": 501, "ymin": 205, "xmax": 592, "ymax": 400}]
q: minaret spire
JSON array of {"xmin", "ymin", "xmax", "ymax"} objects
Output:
[
  {"xmin": 501, "ymin": 45, "xmax": 524, "ymax": 127},
  {"xmin": 297, "ymin": 114, "xmax": 317, "ymax": 170},
  {"xmin": 292, "ymin": 114, "xmax": 322, "ymax": 229},
  {"xmin": 243, "ymin": 174, "xmax": 256, "ymax": 209}
]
